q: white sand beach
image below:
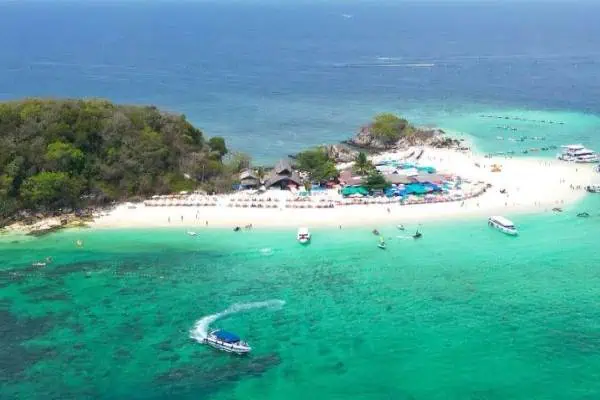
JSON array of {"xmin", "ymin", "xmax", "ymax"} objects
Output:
[{"xmin": 90, "ymin": 147, "xmax": 598, "ymax": 230}]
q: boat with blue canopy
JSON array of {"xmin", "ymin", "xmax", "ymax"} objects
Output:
[{"xmin": 203, "ymin": 329, "xmax": 251, "ymax": 354}]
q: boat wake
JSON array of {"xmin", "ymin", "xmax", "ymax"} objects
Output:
[
  {"xmin": 189, "ymin": 300, "xmax": 285, "ymax": 343},
  {"xmin": 259, "ymin": 247, "xmax": 274, "ymax": 256}
]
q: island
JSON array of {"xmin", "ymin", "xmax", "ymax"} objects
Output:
[{"xmin": 0, "ymin": 99, "xmax": 595, "ymax": 234}]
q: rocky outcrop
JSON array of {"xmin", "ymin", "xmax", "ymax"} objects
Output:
[
  {"xmin": 325, "ymin": 144, "xmax": 359, "ymax": 163},
  {"xmin": 347, "ymin": 126, "xmax": 390, "ymax": 150},
  {"xmin": 347, "ymin": 125, "xmax": 459, "ymax": 151}
]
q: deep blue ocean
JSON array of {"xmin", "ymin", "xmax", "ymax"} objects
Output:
[{"xmin": 1, "ymin": 1, "xmax": 600, "ymax": 160}]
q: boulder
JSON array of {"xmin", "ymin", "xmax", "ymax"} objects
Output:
[
  {"xmin": 347, "ymin": 126, "xmax": 390, "ymax": 150},
  {"xmin": 326, "ymin": 144, "xmax": 358, "ymax": 163}
]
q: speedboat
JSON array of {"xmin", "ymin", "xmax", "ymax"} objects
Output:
[
  {"xmin": 413, "ymin": 230, "xmax": 422, "ymax": 239},
  {"xmin": 557, "ymin": 145, "xmax": 599, "ymax": 163},
  {"xmin": 377, "ymin": 236, "xmax": 386, "ymax": 249},
  {"xmin": 585, "ymin": 184, "xmax": 600, "ymax": 193},
  {"xmin": 203, "ymin": 330, "xmax": 251, "ymax": 355},
  {"xmin": 488, "ymin": 216, "xmax": 518, "ymax": 236},
  {"xmin": 187, "ymin": 231, "xmax": 197, "ymax": 236},
  {"xmin": 577, "ymin": 212, "xmax": 590, "ymax": 218},
  {"xmin": 297, "ymin": 227, "xmax": 311, "ymax": 244}
]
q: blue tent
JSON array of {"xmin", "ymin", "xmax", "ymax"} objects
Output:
[{"xmin": 214, "ymin": 330, "xmax": 241, "ymax": 343}]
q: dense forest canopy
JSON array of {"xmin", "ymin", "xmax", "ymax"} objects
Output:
[{"xmin": 0, "ymin": 98, "xmax": 234, "ymax": 222}]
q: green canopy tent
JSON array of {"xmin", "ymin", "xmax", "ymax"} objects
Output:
[{"xmin": 341, "ymin": 186, "xmax": 369, "ymax": 197}]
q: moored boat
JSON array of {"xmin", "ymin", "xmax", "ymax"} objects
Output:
[
  {"xmin": 488, "ymin": 216, "xmax": 518, "ymax": 236},
  {"xmin": 297, "ymin": 227, "xmax": 311, "ymax": 244},
  {"xmin": 585, "ymin": 184, "xmax": 600, "ymax": 193},
  {"xmin": 203, "ymin": 330, "xmax": 251, "ymax": 354},
  {"xmin": 557, "ymin": 144, "xmax": 599, "ymax": 163}
]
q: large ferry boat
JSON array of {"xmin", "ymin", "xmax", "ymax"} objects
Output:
[
  {"xmin": 557, "ymin": 144, "xmax": 599, "ymax": 163},
  {"xmin": 488, "ymin": 216, "xmax": 518, "ymax": 236}
]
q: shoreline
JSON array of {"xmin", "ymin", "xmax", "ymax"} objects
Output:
[
  {"xmin": 90, "ymin": 147, "xmax": 596, "ymax": 230},
  {"xmin": 4, "ymin": 146, "xmax": 597, "ymax": 235}
]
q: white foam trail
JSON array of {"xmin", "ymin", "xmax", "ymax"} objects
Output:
[
  {"xmin": 260, "ymin": 247, "xmax": 274, "ymax": 256},
  {"xmin": 189, "ymin": 300, "xmax": 285, "ymax": 343}
]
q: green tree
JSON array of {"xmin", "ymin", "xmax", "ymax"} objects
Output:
[
  {"xmin": 295, "ymin": 147, "xmax": 339, "ymax": 183},
  {"xmin": 256, "ymin": 166, "xmax": 266, "ymax": 183},
  {"xmin": 353, "ymin": 151, "xmax": 374, "ymax": 175},
  {"xmin": 20, "ymin": 172, "xmax": 83, "ymax": 209},
  {"xmin": 45, "ymin": 141, "xmax": 85, "ymax": 173},
  {"xmin": 370, "ymin": 113, "xmax": 412, "ymax": 144},
  {"xmin": 364, "ymin": 171, "xmax": 389, "ymax": 192},
  {"xmin": 208, "ymin": 137, "xmax": 228, "ymax": 159},
  {"xmin": 226, "ymin": 152, "xmax": 252, "ymax": 173}
]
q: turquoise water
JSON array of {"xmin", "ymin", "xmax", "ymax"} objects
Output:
[
  {"xmin": 3, "ymin": 195, "xmax": 600, "ymax": 399},
  {"xmin": 3, "ymin": 1, "xmax": 600, "ymax": 397}
]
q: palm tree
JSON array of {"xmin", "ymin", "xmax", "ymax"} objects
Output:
[
  {"xmin": 353, "ymin": 152, "xmax": 373, "ymax": 176},
  {"xmin": 256, "ymin": 166, "xmax": 266, "ymax": 184}
]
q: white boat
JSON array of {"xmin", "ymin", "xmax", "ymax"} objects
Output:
[
  {"xmin": 203, "ymin": 330, "xmax": 251, "ymax": 355},
  {"xmin": 488, "ymin": 216, "xmax": 518, "ymax": 236},
  {"xmin": 186, "ymin": 231, "xmax": 198, "ymax": 236},
  {"xmin": 557, "ymin": 144, "xmax": 600, "ymax": 163},
  {"xmin": 297, "ymin": 227, "xmax": 311, "ymax": 244},
  {"xmin": 585, "ymin": 184, "xmax": 600, "ymax": 193}
]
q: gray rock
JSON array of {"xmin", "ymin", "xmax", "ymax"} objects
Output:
[{"xmin": 326, "ymin": 144, "xmax": 358, "ymax": 163}]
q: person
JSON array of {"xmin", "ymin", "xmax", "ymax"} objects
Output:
[
  {"xmin": 168, "ymin": 217, "xmax": 171, "ymax": 223},
  {"xmin": 181, "ymin": 215, "xmax": 183, "ymax": 222}
]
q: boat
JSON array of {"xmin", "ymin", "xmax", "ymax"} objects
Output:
[
  {"xmin": 557, "ymin": 144, "xmax": 600, "ymax": 163},
  {"xmin": 413, "ymin": 230, "xmax": 422, "ymax": 239},
  {"xmin": 203, "ymin": 330, "xmax": 251, "ymax": 355},
  {"xmin": 577, "ymin": 212, "xmax": 590, "ymax": 218},
  {"xmin": 377, "ymin": 236, "xmax": 386, "ymax": 249},
  {"xmin": 31, "ymin": 262, "xmax": 46, "ymax": 267},
  {"xmin": 186, "ymin": 231, "xmax": 197, "ymax": 236},
  {"xmin": 396, "ymin": 224, "xmax": 405, "ymax": 231},
  {"xmin": 297, "ymin": 227, "xmax": 311, "ymax": 244},
  {"xmin": 585, "ymin": 184, "xmax": 600, "ymax": 193},
  {"xmin": 488, "ymin": 216, "xmax": 518, "ymax": 236},
  {"xmin": 552, "ymin": 207, "xmax": 563, "ymax": 212}
]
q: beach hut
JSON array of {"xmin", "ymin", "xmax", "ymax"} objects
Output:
[
  {"xmin": 264, "ymin": 159, "xmax": 302, "ymax": 190},
  {"xmin": 239, "ymin": 170, "xmax": 260, "ymax": 189}
]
